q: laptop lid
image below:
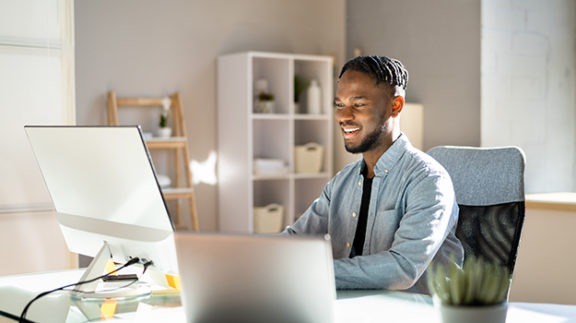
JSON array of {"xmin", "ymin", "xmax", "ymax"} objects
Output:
[{"xmin": 174, "ymin": 233, "xmax": 336, "ymax": 323}]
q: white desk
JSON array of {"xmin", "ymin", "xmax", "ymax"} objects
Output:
[{"xmin": 1, "ymin": 270, "xmax": 575, "ymax": 323}]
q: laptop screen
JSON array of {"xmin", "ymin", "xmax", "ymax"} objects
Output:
[{"xmin": 174, "ymin": 232, "xmax": 336, "ymax": 323}]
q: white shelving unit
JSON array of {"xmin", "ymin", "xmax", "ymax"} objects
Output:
[{"xmin": 218, "ymin": 51, "xmax": 333, "ymax": 233}]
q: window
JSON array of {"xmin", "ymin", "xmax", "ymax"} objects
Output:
[{"xmin": 0, "ymin": 0, "xmax": 74, "ymax": 212}]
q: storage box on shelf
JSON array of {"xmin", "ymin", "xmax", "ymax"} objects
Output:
[
  {"xmin": 218, "ymin": 51, "xmax": 333, "ymax": 233},
  {"xmin": 294, "ymin": 142, "xmax": 324, "ymax": 173},
  {"xmin": 253, "ymin": 203, "xmax": 285, "ymax": 233}
]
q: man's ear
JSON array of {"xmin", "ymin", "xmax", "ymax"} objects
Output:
[{"xmin": 391, "ymin": 95, "xmax": 405, "ymax": 117}]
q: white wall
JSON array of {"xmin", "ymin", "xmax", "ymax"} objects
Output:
[
  {"xmin": 75, "ymin": 0, "xmax": 346, "ymax": 231},
  {"xmin": 481, "ymin": 0, "xmax": 576, "ymax": 193},
  {"xmin": 0, "ymin": 211, "xmax": 74, "ymax": 275}
]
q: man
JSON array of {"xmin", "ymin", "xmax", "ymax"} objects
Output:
[{"xmin": 283, "ymin": 55, "xmax": 463, "ymax": 294}]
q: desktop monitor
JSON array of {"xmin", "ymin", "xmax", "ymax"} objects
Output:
[{"xmin": 24, "ymin": 125, "xmax": 178, "ymax": 298}]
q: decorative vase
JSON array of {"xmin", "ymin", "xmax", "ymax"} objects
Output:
[
  {"xmin": 306, "ymin": 79, "xmax": 321, "ymax": 114},
  {"xmin": 157, "ymin": 127, "xmax": 172, "ymax": 138},
  {"xmin": 437, "ymin": 302, "xmax": 508, "ymax": 323}
]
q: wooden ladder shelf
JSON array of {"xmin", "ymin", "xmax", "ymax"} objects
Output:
[{"xmin": 107, "ymin": 91, "xmax": 199, "ymax": 231}]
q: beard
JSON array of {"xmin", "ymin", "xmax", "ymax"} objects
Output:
[{"xmin": 344, "ymin": 125, "xmax": 384, "ymax": 154}]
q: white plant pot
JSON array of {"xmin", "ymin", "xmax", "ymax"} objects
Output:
[
  {"xmin": 156, "ymin": 127, "xmax": 172, "ymax": 138},
  {"xmin": 254, "ymin": 100, "xmax": 275, "ymax": 113},
  {"xmin": 437, "ymin": 302, "xmax": 508, "ymax": 323}
]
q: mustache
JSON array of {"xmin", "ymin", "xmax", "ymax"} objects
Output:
[{"xmin": 340, "ymin": 121, "xmax": 360, "ymax": 127}]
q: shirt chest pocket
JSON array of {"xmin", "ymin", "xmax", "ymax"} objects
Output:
[{"xmin": 367, "ymin": 209, "xmax": 401, "ymax": 253}]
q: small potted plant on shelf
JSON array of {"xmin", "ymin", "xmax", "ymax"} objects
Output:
[
  {"xmin": 157, "ymin": 97, "xmax": 172, "ymax": 138},
  {"xmin": 254, "ymin": 79, "xmax": 275, "ymax": 114},
  {"xmin": 293, "ymin": 75, "xmax": 308, "ymax": 113},
  {"xmin": 255, "ymin": 91, "xmax": 275, "ymax": 114},
  {"xmin": 428, "ymin": 256, "xmax": 511, "ymax": 323}
]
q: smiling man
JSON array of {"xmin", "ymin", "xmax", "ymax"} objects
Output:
[{"xmin": 283, "ymin": 55, "xmax": 463, "ymax": 294}]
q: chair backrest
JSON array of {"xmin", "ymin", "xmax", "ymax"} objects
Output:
[{"xmin": 427, "ymin": 146, "xmax": 526, "ymax": 275}]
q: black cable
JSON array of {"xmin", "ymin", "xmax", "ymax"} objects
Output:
[
  {"xmin": 142, "ymin": 260, "xmax": 154, "ymax": 274},
  {"xmin": 76, "ymin": 275, "xmax": 139, "ymax": 295},
  {"xmin": 18, "ymin": 257, "xmax": 141, "ymax": 323}
]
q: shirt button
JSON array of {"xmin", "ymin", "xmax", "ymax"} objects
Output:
[
  {"xmin": 358, "ymin": 180, "xmax": 362, "ymax": 186},
  {"xmin": 352, "ymin": 212, "xmax": 357, "ymax": 218},
  {"xmin": 384, "ymin": 169, "xmax": 389, "ymax": 174},
  {"xmin": 346, "ymin": 242, "xmax": 351, "ymax": 248}
]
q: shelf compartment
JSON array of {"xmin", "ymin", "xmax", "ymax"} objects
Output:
[
  {"xmin": 252, "ymin": 56, "xmax": 291, "ymax": 115},
  {"xmin": 294, "ymin": 119, "xmax": 331, "ymax": 146},
  {"xmin": 252, "ymin": 118, "xmax": 291, "ymax": 164},
  {"xmin": 294, "ymin": 58, "xmax": 333, "ymax": 116},
  {"xmin": 253, "ymin": 179, "xmax": 291, "ymax": 231}
]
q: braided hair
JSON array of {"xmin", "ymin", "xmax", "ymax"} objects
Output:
[{"xmin": 338, "ymin": 55, "xmax": 409, "ymax": 94}]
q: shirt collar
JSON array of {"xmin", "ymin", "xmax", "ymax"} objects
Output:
[{"xmin": 358, "ymin": 133, "xmax": 411, "ymax": 177}]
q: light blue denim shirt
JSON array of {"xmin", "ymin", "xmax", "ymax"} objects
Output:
[{"xmin": 283, "ymin": 134, "xmax": 463, "ymax": 294}]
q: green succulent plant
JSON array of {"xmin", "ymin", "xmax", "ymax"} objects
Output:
[
  {"xmin": 428, "ymin": 256, "xmax": 511, "ymax": 306},
  {"xmin": 159, "ymin": 113, "xmax": 168, "ymax": 128}
]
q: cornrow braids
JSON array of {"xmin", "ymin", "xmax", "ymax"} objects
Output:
[{"xmin": 338, "ymin": 55, "xmax": 409, "ymax": 91}]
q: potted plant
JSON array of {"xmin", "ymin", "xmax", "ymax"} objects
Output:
[
  {"xmin": 428, "ymin": 256, "xmax": 511, "ymax": 323},
  {"xmin": 255, "ymin": 91, "xmax": 275, "ymax": 113},
  {"xmin": 157, "ymin": 97, "xmax": 172, "ymax": 138},
  {"xmin": 293, "ymin": 75, "xmax": 308, "ymax": 113}
]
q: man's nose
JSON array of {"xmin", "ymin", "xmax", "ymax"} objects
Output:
[{"xmin": 335, "ymin": 106, "xmax": 354, "ymax": 122}]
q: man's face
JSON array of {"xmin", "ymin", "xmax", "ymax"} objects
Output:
[{"xmin": 334, "ymin": 70, "xmax": 397, "ymax": 154}]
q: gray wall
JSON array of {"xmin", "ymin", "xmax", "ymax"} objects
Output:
[
  {"xmin": 346, "ymin": 0, "xmax": 481, "ymax": 150},
  {"xmin": 75, "ymin": 0, "xmax": 346, "ymax": 231}
]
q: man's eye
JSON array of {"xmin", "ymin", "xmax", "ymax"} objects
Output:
[
  {"xmin": 353, "ymin": 103, "xmax": 366, "ymax": 108},
  {"xmin": 334, "ymin": 102, "xmax": 345, "ymax": 109}
]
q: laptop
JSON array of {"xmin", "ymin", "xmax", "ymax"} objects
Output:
[{"xmin": 174, "ymin": 232, "xmax": 336, "ymax": 323}]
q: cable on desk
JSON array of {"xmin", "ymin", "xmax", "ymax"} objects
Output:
[{"xmin": 18, "ymin": 257, "xmax": 141, "ymax": 323}]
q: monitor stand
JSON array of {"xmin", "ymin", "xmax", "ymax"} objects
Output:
[{"xmin": 70, "ymin": 242, "xmax": 151, "ymax": 300}]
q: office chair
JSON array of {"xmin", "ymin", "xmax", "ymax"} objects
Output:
[{"xmin": 427, "ymin": 146, "xmax": 526, "ymax": 275}]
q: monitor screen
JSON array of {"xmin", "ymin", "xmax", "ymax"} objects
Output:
[{"xmin": 24, "ymin": 126, "xmax": 178, "ymax": 295}]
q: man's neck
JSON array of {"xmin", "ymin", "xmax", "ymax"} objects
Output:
[{"xmin": 362, "ymin": 132, "xmax": 401, "ymax": 178}]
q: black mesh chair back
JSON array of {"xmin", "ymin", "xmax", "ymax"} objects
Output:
[{"xmin": 427, "ymin": 146, "xmax": 526, "ymax": 275}]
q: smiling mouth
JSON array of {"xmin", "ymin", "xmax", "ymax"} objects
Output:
[
  {"xmin": 342, "ymin": 126, "xmax": 360, "ymax": 133},
  {"xmin": 342, "ymin": 126, "xmax": 360, "ymax": 138}
]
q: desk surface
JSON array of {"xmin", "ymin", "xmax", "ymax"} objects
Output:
[{"xmin": 1, "ymin": 270, "xmax": 576, "ymax": 323}]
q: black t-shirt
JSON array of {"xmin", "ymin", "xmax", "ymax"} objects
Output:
[{"xmin": 349, "ymin": 176, "xmax": 373, "ymax": 258}]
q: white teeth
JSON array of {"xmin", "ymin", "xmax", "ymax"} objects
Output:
[{"xmin": 344, "ymin": 127, "xmax": 359, "ymax": 133}]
